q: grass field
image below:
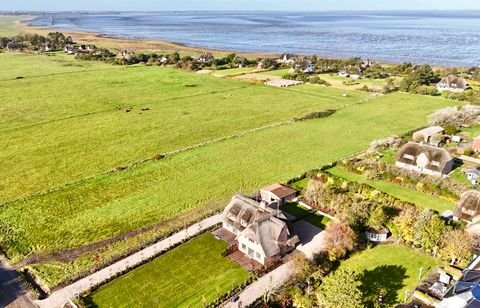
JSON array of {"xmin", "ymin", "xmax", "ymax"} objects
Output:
[
  {"xmin": 88, "ymin": 233, "xmax": 249, "ymax": 307},
  {"xmin": 327, "ymin": 166, "xmax": 454, "ymax": 213},
  {"xmin": 0, "ymin": 16, "xmax": 32, "ymax": 36},
  {"xmin": 0, "ymin": 52, "xmax": 369, "ymax": 203},
  {"xmin": 338, "ymin": 244, "xmax": 440, "ymax": 306},
  {"xmin": 0, "ymin": 91, "xmax": 457, "ymax": 263},
  {"xmin": 213, "ymin": 67, "xmax": 257, "ymax": 76}
]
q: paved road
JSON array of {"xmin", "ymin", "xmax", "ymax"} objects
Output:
[
  {"xmin": 224, "ymin": 261, "xmax": 294, "ymax": 308},
  {"xmin": 35, "ymin": 214, "xmax": 222, "ymax": 308},
  {"xmin": 0, "ymin": 257, "xmax": 36, "ymax": 308}
]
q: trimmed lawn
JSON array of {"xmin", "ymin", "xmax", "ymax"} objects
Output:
[
  {"xmin": 281, "ymin": 202, "xmax": 331, "ymax": 229},
  {"xmin": 88, "ymin": 233, "xmax": 249, "ymax": 307},
  {"xmin": 327, "ymin": 166, "xmax": 454, "ymax": 214},
  {"xmin": 289, "ymin": 178, "xmax": 310, "ymax": 192},
  {"xmin": 339, "ymin": 245, "xmax": 440, "ymax": 306},
  {"xmin": 0, "ymin": 92, "xmax": 457, "ymax": 265}
]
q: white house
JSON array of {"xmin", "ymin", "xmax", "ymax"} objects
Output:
[
  {"xmin": 437, "ymin": 76, "xmax": 471, "ymax": 92},
  {"xmin": 395, "ymin": 142, "xmax": 454, "ymax": 177},
  {"xmin": 222, "ymin": 194, "xmax": 299, "ymax": 265},
  {"xmin": 278, "ymin": 53, "xmax": 297, "ymax": 65},
  {"xmin": 467, "ymin": 169, "xmax": 480, "ymax": 186}
]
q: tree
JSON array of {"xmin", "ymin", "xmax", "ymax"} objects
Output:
[
  {"xmin": 440, "ymin": 229, "xmax": 473, "ymax": 265},
  {"xmin": 316, "ymin": 268, "xmax": 363, "ymax": 308},
  {"xmin": 400, "ymin": 65, "xmax": 439, "ymax": 92},
  {"xmin": 368, "ymin": 205, "xmax": 388, "ymax": 229},
  {"xmin": 414, "ymin": 209, "xmax": 447, "ymax": 253},
  {"xmin": 304, "ymin": 179, "xmax": 325, "ymax": 207},
  {"xmin": 393, "ymin": 206, "xmax": 419, "ymax": 243},
  {"xmin": 323, "ymin": 221, "xmax": 356, "ymax": 261},
  {"xmin": 364, "ymin": 64, "xmax": 389, "ymax": 79},
  {"xmin": 168, "ymin": 52, "xmax": 180, "ymax": 64}
]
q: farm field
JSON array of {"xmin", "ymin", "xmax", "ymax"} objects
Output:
[
  {"xmin": 87, "ymin": 233, "xmax": 250, "ymax": 307},
  {"xmin": 0, "ymin": 54, "xmax": 368, "ymax": 203},
  {"xmin": 327, "ymin": 166, "xmax": 454, "ymax": 214},
  {"xmin": 0, "ymin": 91, "xmax": 457, "ymax": 266},
  {"xmin": 338, "ymin": 244, "xmax": 441, "ymax": 306},
  {"xmin": 317, "ymin": 73, "xmax": 400, "ymax": 91},
  {"xmin": 0, "ymin": 52, "xmax": 113, "ymax": 81}
]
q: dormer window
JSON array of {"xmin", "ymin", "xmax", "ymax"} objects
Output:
[
  {"xmin": 431, "ymin": 161, "xmax": 440, "ymax": 167},
  {"xmin": 403, "ymin": 154, "xmax": 415, "ymax": 160}
]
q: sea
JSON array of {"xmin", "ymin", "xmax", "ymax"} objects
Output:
[{"xmin": 29, "ymin": 11, "xmax": 480, "ymax": 67}]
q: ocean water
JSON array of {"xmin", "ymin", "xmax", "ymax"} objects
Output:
[{"xmin": 30, "ymin": 11, "xmax": 480, "ymax": 66}]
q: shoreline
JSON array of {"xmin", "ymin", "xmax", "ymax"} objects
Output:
[
  {"xmin": 13, "ymin": 16, "xmax": 455, "ymax": 69},
  {"xmin": 17, "ymin": 18, "xmax": 272, "ymax": 58}
]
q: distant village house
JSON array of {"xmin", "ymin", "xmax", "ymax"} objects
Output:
[{"xmin": 437, "ymin": 76, "xmax": 471, "ymax": 93}]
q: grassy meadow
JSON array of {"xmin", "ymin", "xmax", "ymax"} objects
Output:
[
  {"xmin": 0, "ymin": 91, "xmax": 456, "ymax": 263},
  {"xmin": 327, "ymin": 166, "xmax": 454, "ymax": 214},
  {"xmin": 338, "ymin": 244, "xmax": 441, "ymax": 306},
  {"xmin": 88, "ymin": 233, "xmax": 249, "ymax": 307}
]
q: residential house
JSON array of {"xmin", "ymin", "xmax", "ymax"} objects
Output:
[
  {"xmin": 40, "ymin": 43, "xmax": 56, "ymax": 52},
  {"xmin": 222, "ymin": 194, "xmax": 299, "ymax": 265},
  {"xmin": 63, "ymin": 44, "xmax": 79, "ymax": 54},
  {"xmin": 338, "ymin": 71, "xmax": 350, "ymax": 78},
  {"xmin": 278, "ymin": 53, "xmax": 298, "ymax": 65},
  {"xmin": 412, "ymin": 126, "xmax": 445, "ymax": 146},
  {"xmin": 453, "ymin": 190, "xmax": 480, "ymax": 223},
  {"xmin": 361, "ymin": 59, "xmax": 375, "ymax": 69},
  {"xmin": 467, "ymin": 169, "xmax": 480, "ymax": 186},
  {"xmin": 197, "ymin": 52, "xmax": 215, "ymax": 64},
  {"xmin": 365, "ymin": 227, "xmax": 389, "ymax": 242},
  {"xmin": 293, "ymin": 59, "xmax": 316, "ymax": 74},
  {"xmin": 6, "ymin": 42, "xmax": 20, "ymax": 52},
  {"xmin": 260, "ymin": 184, "xmax": 297, "ymax": 206},
  {"xmin": 395, "ymin": 142, "xmax": 454, "ymax": 177},
  {"xmin": 116, "ymin": 50, "xmax": 136, "ymax": 61},
  {"xmin": 438, "ymin": 256, "xmax": 480, "ymax": 308},
  {"xmin": 437, "ymin": 76, "xmax": 471, "ymax": 93}
]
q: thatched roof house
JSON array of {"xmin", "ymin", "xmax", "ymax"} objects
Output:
[
  {"xmin": 395, "ymin": 142, "xmax": 454, "ymax": 177},
  {"xmin": 437, "ymin": 76, "xmax": 471, "ymax": 92},
  {"xmin": 222, "ymin": 194, "xmax": 298, "ymax": 265},
  {"xmin": 454, "ymin": 190, "xmax": 480, "ymax": 223}
]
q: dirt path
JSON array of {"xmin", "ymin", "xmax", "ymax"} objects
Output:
[{"xmin": 34, "ymin": 214, "xmax": 222, "ymax": 308}]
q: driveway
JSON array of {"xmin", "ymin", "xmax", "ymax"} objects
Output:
[
  {"xmin": 293, "ymin": 220, "xmax": 326, "ymax": 260},
  {"xmin": 0, "ymin": 257, "xmax": 36, "ymax": 308}
]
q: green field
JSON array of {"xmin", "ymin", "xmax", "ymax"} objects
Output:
[
  {"xmin": 88, "ymin": 233, "xmax": 249, "ymax": 307},
  {"xmin": 0, "ymin": 15, "xmax": 31, "ymax": 36},
  {"xmin": 0, "ymin": 52, "xmax": 369, "ymax": 203},
  {"xmin": 0, "ymin": 89, "xmax": 456, "ymax": 263},
  {"xmin": 338, "ymin": 244, "xmax": 440, "ymax": 306},
  {"xmin": 213, "ymin": 67, "xmax": 257, "ymax": 76},
  {"xmin": 327, "ymin": 166, "xmax": 454, "ymax": 213}
]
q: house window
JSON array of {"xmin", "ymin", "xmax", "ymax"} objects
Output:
[
  {"xmin": 403, "ymin": 154, "xmax": 414, "ymax": 160},
  {"xmin": 431, "ymin": 161, "xmax": 440, "ymax": 167},
  {"xmin": 256, "ymin": 252, "xmax": 261, "ymax": 259},
  {"xmin": 241, "ymin": 244, "xmax": 246, "ymax": 251},
  {"xmin": 248, "ymin": 248, "xmax": 254, "ymax": 257}
]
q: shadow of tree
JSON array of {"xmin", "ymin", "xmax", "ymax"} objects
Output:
[{"xmin": 359, "ymin": 265, "xmax": 407, "ymax": 307}]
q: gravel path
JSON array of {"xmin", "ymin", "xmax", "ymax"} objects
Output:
[{"xmin": 34, "ymin": 214, "xmax": 222, "ymax": 308}]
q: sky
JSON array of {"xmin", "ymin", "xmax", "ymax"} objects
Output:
[{"xmin": 1, "ymin": 0, "xmax": 480, "ymax": 11}]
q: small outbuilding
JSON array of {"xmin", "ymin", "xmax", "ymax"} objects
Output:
[
  {"xmin": 365, "ymin": 227, "xmax": 389, "ymax": 242},
  {"xmin": 467, "ymin": 169, "xmax": 480, "ymax": 186},
  {"xmin": 412, "ymin": 126, "xmax": 445, "ymax": 146},
  {"xmin": 260, "ymin": 183, "xmax": 297, "ymax": 206}
]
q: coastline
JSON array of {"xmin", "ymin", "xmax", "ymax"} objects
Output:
[{"xmin": 16, "ymin": 18, "xmax": 271, "ymax": 58}]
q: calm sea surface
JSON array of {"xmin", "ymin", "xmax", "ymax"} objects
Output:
[{"xmin": 30, "ymin": 11, "xmax": 480, "ymax": 66}]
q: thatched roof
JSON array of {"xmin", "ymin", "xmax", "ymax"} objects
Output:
[
  {"xmin": 396, "ymin": 142, "xmax": 453, "ymax": 172},
  {"xmin": 454, "ymin": 190, "xmax": 480, "ymax": 222},
  {"xmin": 438, "ymin": 76, "xmax": 470, "ymax": 90}
]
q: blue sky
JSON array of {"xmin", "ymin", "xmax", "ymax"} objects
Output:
[{"xmin": 2, "ymin": 0, "xmax": 480, "ymax": 11}]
